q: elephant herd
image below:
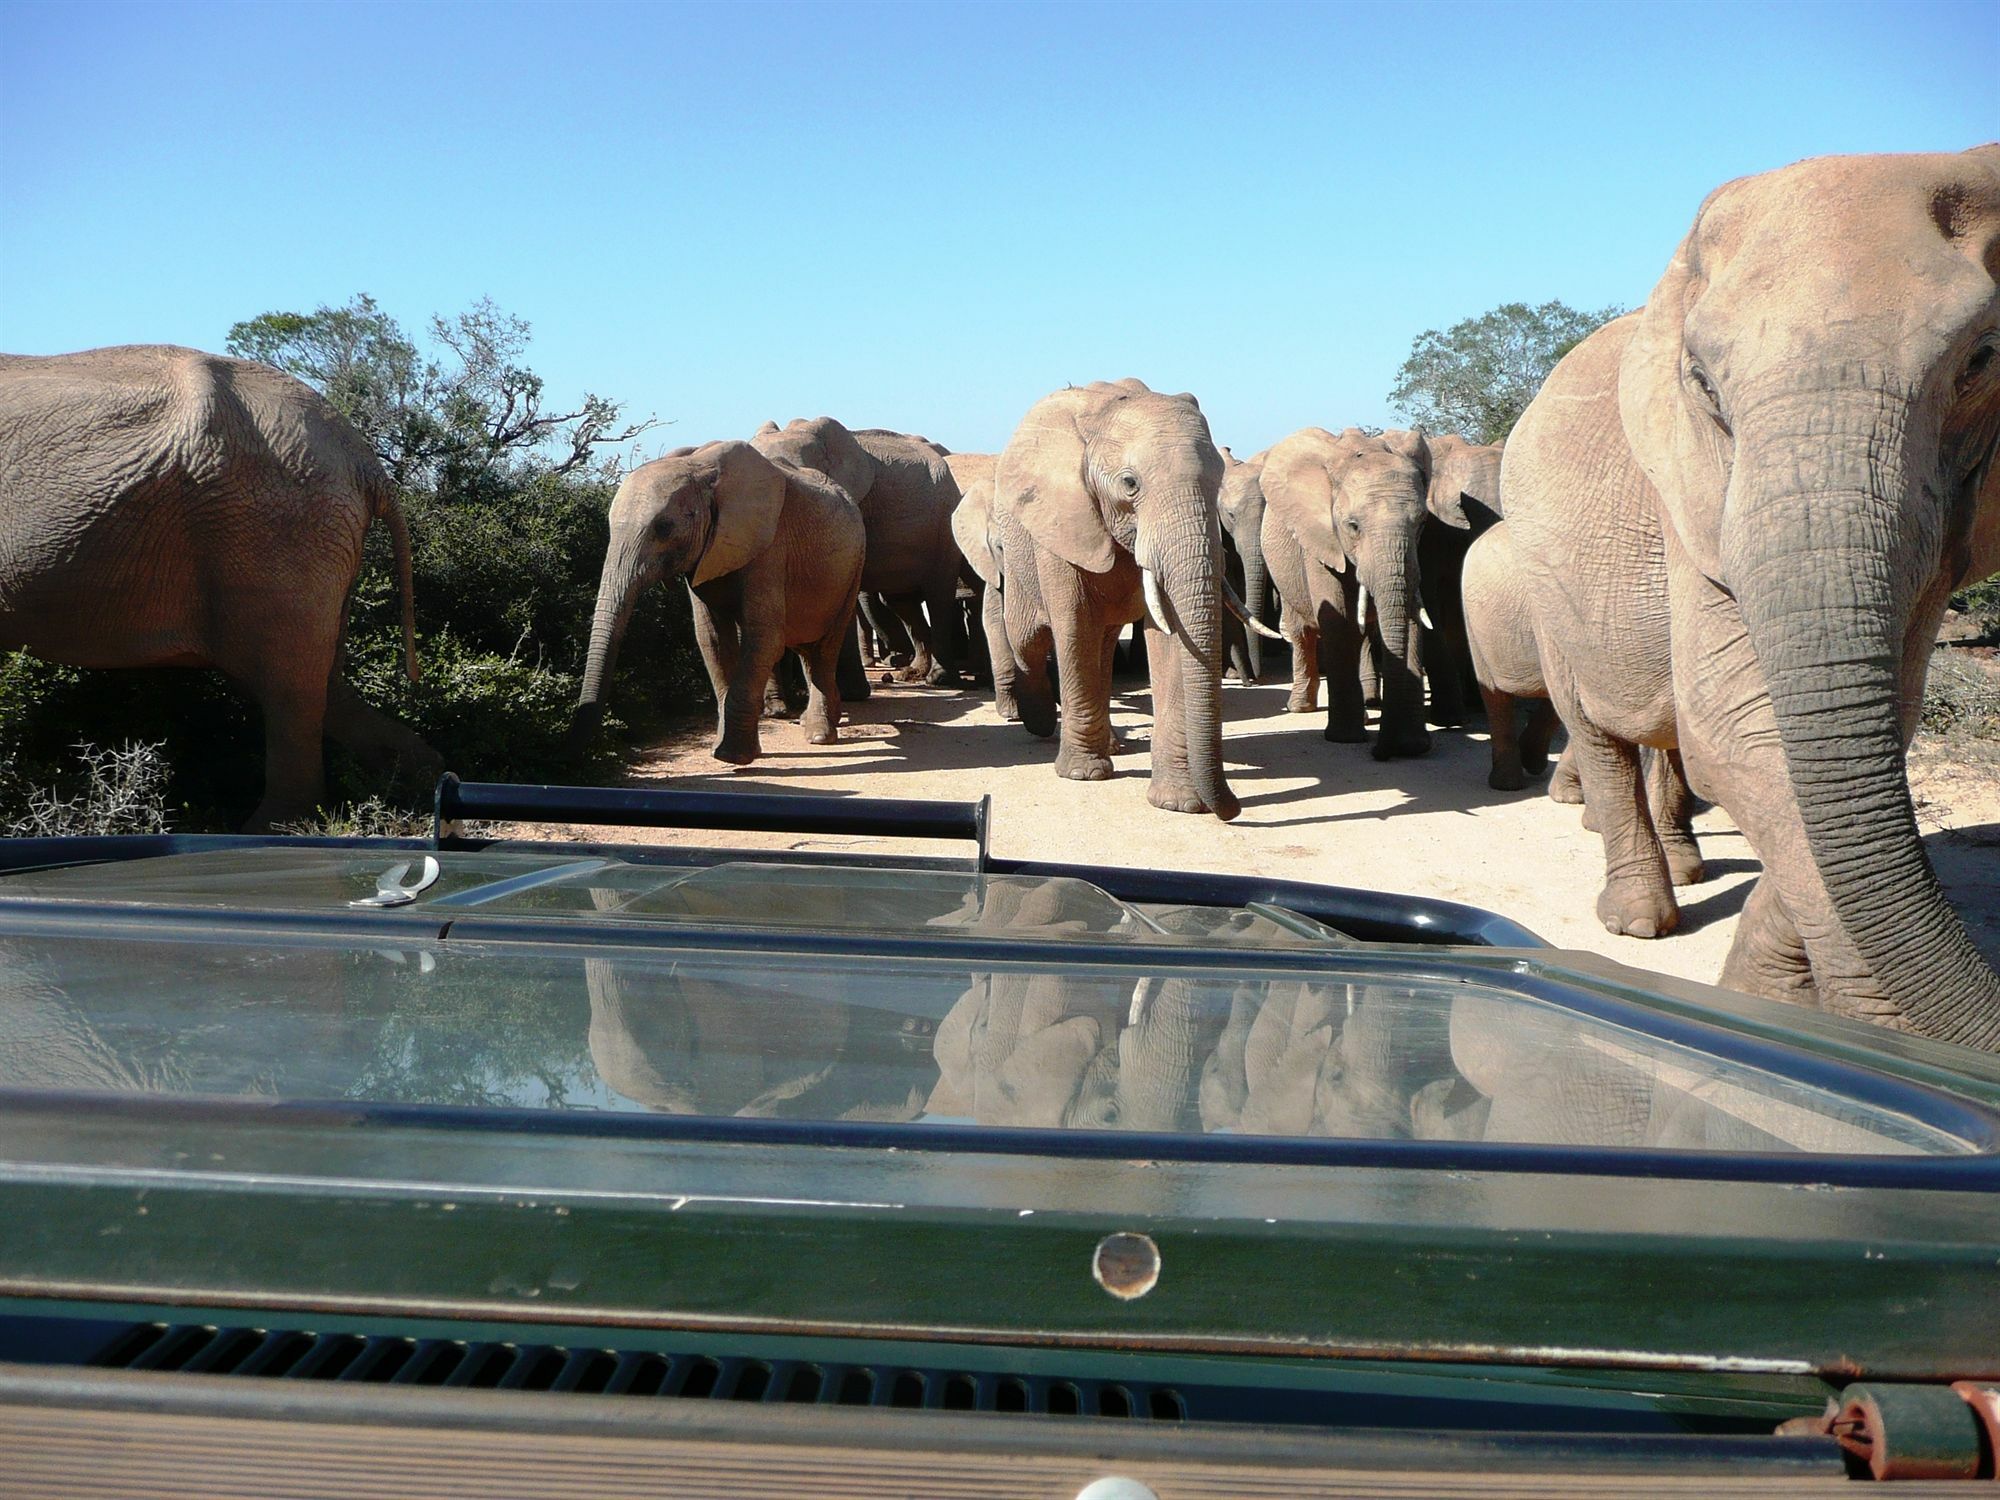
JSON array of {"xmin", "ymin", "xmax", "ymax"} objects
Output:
[{"xmin": 0, "ymin": 145, "xmax": 1995, "ymax": 1051}]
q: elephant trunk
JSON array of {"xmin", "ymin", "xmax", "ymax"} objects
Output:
[
  {"xmin": 1155, "ymin": 487, "xmax": 1239, "ymax": 821},
  {"xmin": 1365, "ymin": 526, "xmax": 1430, "ymax": 760},
  {"xmin": 576, "ymin": 534, "xmax": 651, "ymax": 732},
  {"xmin": 1725, "ymin": 392, "xmax": 2000, "ymax": 1048},
  {"xmin": 1239, "ymin": 522, "xmax": 1270, "ymax": 680}
]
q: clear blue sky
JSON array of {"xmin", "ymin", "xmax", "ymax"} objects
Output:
[{"xmin": 2, "ymin": 0, "xmax": 1993, "ymax": 455}]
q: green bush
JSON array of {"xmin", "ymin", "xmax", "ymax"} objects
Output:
[
  {"xmin": 1951, "ymin": 578, "xmax": 2000, "ymax": 640},
  {"xmin": 1920, "ymin": 648, "xmax": 2000, "ymax": 741}
]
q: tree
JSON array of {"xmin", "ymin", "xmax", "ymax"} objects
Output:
[
  {"xmin": 226, "ymin": 294, "xmax": 661, "ymax": 490},
  {"xmin": 1388, "ymin": 300, "xmax": 1624, "ymax": 446}
]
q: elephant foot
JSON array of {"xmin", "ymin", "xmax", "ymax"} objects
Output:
[
  {"xmin": 1487, "ymin": 762, "xmax": 1529, "ymax": 792},
  {"xmin": 1580, "ymin": 802, "xmax": 1601, "ymax": 833},
  {"xmin": 1428, "ymin": 707, "xmax": 1468, "ymax": 730},
  {"xmin": 1148, "ymin": 779, "xmax": 1240, "ymax": 821},
  {"xmin": 712, "ymin": 735, "xmax": 761, "ymax": 766},
  {"xmin": 1054, "ymin": 745, "xmax": 1113, "ymax": 781},
  {"xmin": 994, "ymin": 690, "xmax": 1021, "ymax": 722},
  {"xmin": 1662, "ymin": 837, "xmax": 1705, "ymax": 887},
  {"xmin": 1286, "ymin": 689, "xmax": 1318, "ymax": 713},
  {"xmin": 1019, "ymin": 700, "xmax": 1058, "ymax": 738},
  {"xmin": 1371, "ymin": 728, "xmax": 1432, "ymax": 760},
  {"xmin": 1548, "ymin": 759, "xmax": 1583, "ymax": 804},
  {"xmin": 1323, "ymin": 721, "xmax": 1368, "ymax": 743},
  {"xmin": 1596, "ymin": 878, "xmax": 1679, "ymax": 939}
]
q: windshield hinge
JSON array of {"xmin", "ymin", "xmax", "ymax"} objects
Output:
[{"xmin": 1776, "ymin": 1381, "xmax": 1999, "ymax": 1480}]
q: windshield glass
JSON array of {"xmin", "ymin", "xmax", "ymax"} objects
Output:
[{"xmin": 0, "ymin": 927, "xmax": 1969, "ymax": 1157}]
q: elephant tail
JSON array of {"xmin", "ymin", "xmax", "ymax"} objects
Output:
[{"xmin": 374, "ymin": 482, "xmax": 421, "ymax": 683}]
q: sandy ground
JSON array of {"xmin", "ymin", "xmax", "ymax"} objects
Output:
[{"xmin": 495, "ymin": 669, "xmax": 2000, "ymax": 988}]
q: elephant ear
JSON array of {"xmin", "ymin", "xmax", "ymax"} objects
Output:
[
  {"xmin": 996, "ymin": 402, "xmax": 1119, "ymax": 573},
  {"xmin": 1262, "ymin": 439, "xmax": 1348, "ymax": 575},
  {"xmin": 1620, "ymin": 225, "xmax": 1728, "ymax": 578},
  {"xmin": 692, "ymin": 441, "xmax": 787, "ymax": 586},
  {"xmin": 950, "ymin": 491, "xmax": 1001, "ymax": 587}
]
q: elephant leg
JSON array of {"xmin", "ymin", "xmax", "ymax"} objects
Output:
[
  {"xmin": 1099, "ymin": 629, "xmax": 1130, "ymax": 755},
  {"xmin": 1426, "ymin": 625, "xmax": 1470, "ymax": 729},
  {"xmin": 324, "ymin": 674, "xmax": 440, "ymax": 786},
  {"xmin": 1562, "ymin": 705, "xmax": 1678, "ymax": 939},
  {"xmin": 1648, "ymin": 746, "xmax": 1705, "ymax": 887},
  {"xmin": 1518, "ymin": 699, "xmax": 1560, "ymax": 779},
  {"xmin": 982, "ymin": 584, "xmax": 1019, "ymax": 721},
  {"xmin": 884, "ymin": 596, "xmax": 936, "ymax": 682},
  {"xmin": 1049, "ymin": 588, "xmax": 1115, "ymax": 781},
  {"xmin": 859, "ymin": 593, "xmax": 908, "ymax": 667},
  {"xmin": 1480, "ymin": 683, "xmax": 1528, "ymax": 792},
  {"xmin": 922, "ymin": 573, "xmax": 964, "ymax": 685},
  {"xmin": 1005, "ymin": 575, "xmax": 1057, "ymax": 739},
  {"xmin": 241, "ymin": 641, "xmax": 337, "ymax": 831},
  {"xmin": 1720, "ymin": 876, "xmax": 1821, "ymax": 1005},
  {"xmin": 837, "ymin": 620, "xmax": 872, "ymax": 702},
  {"xmin": 1144, "ymin": 623, "xmax": 1206, "ymax": 813},
  {"xmin": 1359, "ymin": 632, "xmax": 1382, "ymax": 709},
  {"xmin": 688, "ymin": 593, "xmax": 738, "ymax": 744},
  {"xmin": 1284, "ymin": 612, "xmax": 1319, "ymax": 713},
  {"xmin": 800, "ymin": 611, "xmax": 852, "ymax": 747},
  {"xmin": 715, "ymin": 622, "xmax": 785, "ymax": 765},
  {"xmin": 1318, "ymin": 581, "xmax": 1368, "ymax": 744},
  {"xmin": 1549, "ymin": 741, "xmax": 1584, "ymax": 805},
  {"xmin": 764, "ymin": 652, "xmax": 808, "ymax": 719}
]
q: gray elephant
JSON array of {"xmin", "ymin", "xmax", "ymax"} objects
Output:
[
  {"xmin": 577, "ymin": 440, "xmax": 864, "ymax": 764},
  {"xmin": 1506, "ymin": 147, "xmax": 2000, "ymax": 1046},
  {"xmin": 1259, "ymin": 427, "xmax": 1435, "ymax": 759},
  {"xmin": 0, "ymin": 345, "xmax": 435, "ymax": 829},
  {"xmin": 945, "ymin": 451, "xmax": 1017, "ymax": 717},
  {"xmin": 1416, "ymin": 432, "xmax": 1505, "ymax": 729},
  {"xmin": 993, "ymin": 379, "xmax": 1262, "ymax": 819},
  {"xmin": 1218, "ymin": 449, "xmax": 1279, "ymax": 684},
  {"xmin": 752, "ymin": 418, "xmax": 965, "ymax": 685},
  {"xmin": 1462, "ymin": 520, "xmax": 1563, "ymax": 791}
]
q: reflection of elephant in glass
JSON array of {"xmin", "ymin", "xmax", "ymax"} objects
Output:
[
  {"xmin": 584, "ymin": 954, "xmax": 930, "ymax": 1121},
  {"xmin": 0, "ymin": 346, "xmax": 436, "ymax": 829},
  {"xmin": 1505, "ymin": 148, "xmax": 2000, "ymax": 1044},
  {"xmin": 993, "ymin": 380, "xmax": 1258, "ymax": 818},
  {"xmin": 1259, "ymin": 428, "xmax": 1435, "ymax": 759},
  {"xmin": 752, "ymin": 417, "xmax": 965, "ymax": 686},
  {"xmin": 576, "ymin": 441, "xmax": 864, "ymax": 766}
]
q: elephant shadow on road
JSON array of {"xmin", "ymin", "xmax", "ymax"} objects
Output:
[{"xmin": 1926, "ymin": 820, "xmax": 2000, "ymax": 971}]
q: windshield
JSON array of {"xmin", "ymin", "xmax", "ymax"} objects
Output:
[{"xmin": 0, "ymin": 923, "xmax": 1969, "ymax": 1157}]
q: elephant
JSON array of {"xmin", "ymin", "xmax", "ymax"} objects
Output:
[
  {"xmin": 0, "ymin": 345, "xmax": 435, "ymax": 830},
  {"xmin": 945, "ymin": 452, "xmax": 1018, "ymax": 716},
  {"xmin": 1505, "ymin": 147, "xmax": 2000, "ymax": 1047},
  {"xmin": 752, "ymin": 417, "xmax": 965, "ymax": 686},
  {"xmin": 1258, "ymin": 427, "xmax": 1436, "ymax": 759},
  {"xmin": 1416, "ymin": 432, "xmax": 1505, "ymax": 729},
  {"xmin": 1217, "ymin": 449, "xmax": 1277, "ymax": 683},
  {"xmin": 576, "ymin": 440, "xmax": 864, "ymax": 765},
  {"xmin": 992, "ymin": 379, "xmax": 1263, "ymax": 819},
  {"xmin": 1462, "ymin": 520, "xmax": 1564, "ymax": 791}
]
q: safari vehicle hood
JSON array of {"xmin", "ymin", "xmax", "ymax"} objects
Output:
[{"xmin": 0, "ymin": 780, "xmax": 1997, "ymax": 1490}]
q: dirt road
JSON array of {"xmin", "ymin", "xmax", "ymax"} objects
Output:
[{"xmin": 502, "ymin": 673, "xmax": 2000, "ymax": 990}]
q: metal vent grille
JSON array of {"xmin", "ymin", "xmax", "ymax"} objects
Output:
[{"xmin": 95, "ymin": 1323, "xmax": 1189, "ymax": 1420}]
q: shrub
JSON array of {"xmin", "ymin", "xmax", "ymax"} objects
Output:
[
  {"xmin": 1951, "ymin": 578, "xmax": 2000, "ymax": 640},
  {"xmin": 1920, "ymin": 648, "xmax": 2000, "ymax": 740},
  {"xmin": 1, "ymin": 740, "xmax": 173, "ymax": 837},
  {"xmin": 276, "ymin": 795, "xmax": 430, "ymax": 839}
]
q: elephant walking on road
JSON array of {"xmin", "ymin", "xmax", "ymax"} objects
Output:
[
  {"xmin": 993, "ymin": 379, "xmax": 1257, "ymax": 819},
  {"xmin": 1508, "ymin": 147, "xmax": 2000, "ymax": 1047},
  {"xmin": 577, "ymin": 441, "xmax": 864, "ymax": 765},
  {"xmin": 1259, "ymin": 428, "xmax": 1436, "ymax": 760},
  {"xmin": 752, "ymin": 418, "xmax": 965, "ymax": 686},
  {"xmin": 0, "ymin": 344, "xmax": 434, "ymax": 830}
]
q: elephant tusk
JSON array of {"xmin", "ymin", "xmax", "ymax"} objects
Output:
[
  {"xmin": 1221, "ymin": 576, "xmax": 1286, "ymax": 641},
  {"xmin": 1141, "ymin": 567, "xmax": 1173, "ymax": 635},
  {"xmin": 1128, "ymin": 976, "xmax": 1155, "ymax": 1027},
  {"xmin": 1419, "ymin": 604, "xmax": 1436, "ymax": 631},
  {"xmin": 1357, "ymin": 585, "xmax": 1370, "ymax": 620}
]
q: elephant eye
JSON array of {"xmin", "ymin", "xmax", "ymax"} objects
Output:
[
  {"xmin": 1345, "ymin": 518, "xmax": 1362, "ymax": 534},
  {"xmin": 1959, "ymin": 337, "xmax": 1997, "ymax": 396},
  {"xmin": 1116, "ymin": 470, "xmax": 1141, "ymax": 498},
  {"xmin": 1685, "ymin": 359, "xmax": 1729, "ymax": 432}
]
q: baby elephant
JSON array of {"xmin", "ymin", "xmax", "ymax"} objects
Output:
[
  {"xmin": 576, "ymin": 441, "xmax": 865, "ymax": 765},
  {"xmin": 1461, "ymin": 522, "xmax": 1563, "ymax": 791}
]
